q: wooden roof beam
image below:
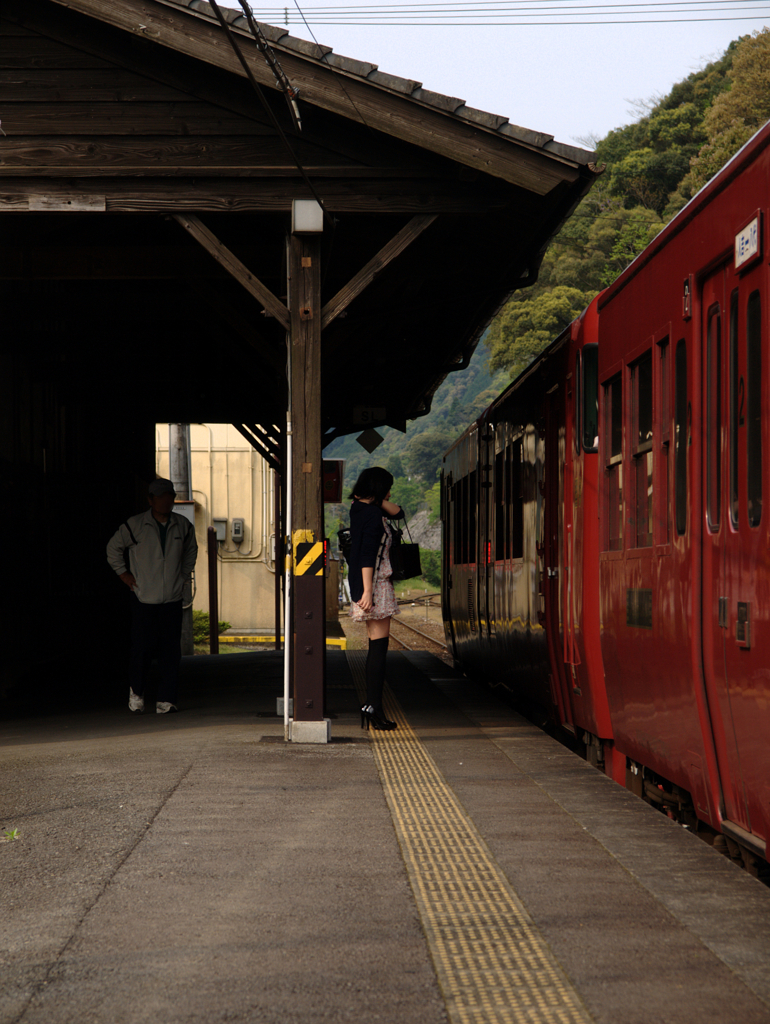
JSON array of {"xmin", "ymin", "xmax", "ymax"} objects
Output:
[
  {"xmin": 173, "ymin": 213, "xmax": 290, "ymax": 328},
  {"xmin": 1, "ymin": 180, "xmax": 507, "ymax": 214},
  {"xmin": 233, "ymin": 423, "xmax": 282, "ymax": 471},
  {"xmin": 321, "ymin": 213, "xmax": 437, "ymax": 331}
]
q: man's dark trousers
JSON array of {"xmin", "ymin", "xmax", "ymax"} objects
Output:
[{"xmin": 129, "ymin": 595, "xmax": 183, "ymax": 704}]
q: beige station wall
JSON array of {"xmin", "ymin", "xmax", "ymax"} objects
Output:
[{"xmin": 156, "ymin": 424, "xmax": 280, "ymax": 631}]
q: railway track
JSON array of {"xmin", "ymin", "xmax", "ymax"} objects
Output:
[{"xmin": 389, "ymin": 616, "xmax": 448, "ymax": 653}]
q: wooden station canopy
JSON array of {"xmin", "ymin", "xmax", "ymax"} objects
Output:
[{"xmin": 2, "ymin": 0, "xmax": 600, "ymax": 448}]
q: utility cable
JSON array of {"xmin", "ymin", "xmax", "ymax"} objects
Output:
[
  {"xmin": 290, "ymin": 0, "xmax": 374, "ymax": 135},
  {"xmin": 253, "ymin": 0, "xmax": 770, "ymax": 11},
  {"xmin": 249, "ymin": 16, "xmax": 770, "ymax": 25},
  {"xmin": 284, "ymin": 0, "xmax": 373, "ymax": 287},
  {"xmin": 208, "ymin": 0, "xmax": 334, "ymax": 227},
  {"xmin": 235, "ymin": 0, "xmax": 303, "ymax": 130},
  {"xmin": 248, "ymin": 0, "xmax": 769, "ymax": 23}
]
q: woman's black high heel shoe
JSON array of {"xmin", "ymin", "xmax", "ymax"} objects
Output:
[{"xmin": 361, "ymin": 705, "xmax": 396, "ymax": 731}]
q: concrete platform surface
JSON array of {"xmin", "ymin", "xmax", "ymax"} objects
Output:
[{"xmin": 1, "ymin": 650, "xmax": 769, "ymax": 1024}]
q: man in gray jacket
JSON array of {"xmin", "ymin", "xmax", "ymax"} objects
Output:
[{"xmin": 107, "ymin": 479, "xmax": 198, "ymax": 713}]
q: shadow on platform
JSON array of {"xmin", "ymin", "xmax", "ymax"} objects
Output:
[{"xmin": 1, "ymin": 650, "xmax": 357, "ymax": 726}]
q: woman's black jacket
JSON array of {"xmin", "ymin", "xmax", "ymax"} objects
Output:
[{"xmin": 348, "ymin": 500, "xmax": 404, "ymax": 604}]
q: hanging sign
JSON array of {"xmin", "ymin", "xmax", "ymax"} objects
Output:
[{"xmin": 735, "ymin": 213, "xmax": 761, "ymax": 270}]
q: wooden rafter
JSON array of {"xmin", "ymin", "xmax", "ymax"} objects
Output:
[
  {"xmin": 321, "ymin": 214, "xmax": 437, "ymax": 331},
  {"xmin": 173, "ymin": 214, "xmax": 290, "ymax": 329},
  {"xmin": 233, "ymin": 423, "xmax": 282, "ymax": 471}
]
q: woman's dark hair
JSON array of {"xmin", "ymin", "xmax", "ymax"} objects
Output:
[{"xmin": 349, "ymin": 466, "xmax": 394, "ymax": 505}]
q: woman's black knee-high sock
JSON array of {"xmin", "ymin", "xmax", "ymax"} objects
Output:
[{"xmin": 365, "ymin": 636, "xmax": 389, "ymax": 711}]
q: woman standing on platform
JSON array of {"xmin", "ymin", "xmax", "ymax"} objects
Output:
[{"xmin": 347, "ymin": 466, "xmax": 404, "ymax": 731}]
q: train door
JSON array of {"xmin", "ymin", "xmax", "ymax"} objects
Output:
[
  {"xmin": 701, "ymin": 255, "xmax": 769, "ymax": 848},
  {"xmin": 563, "ymin": 359, "xmax": 583, "ymax": 689}
]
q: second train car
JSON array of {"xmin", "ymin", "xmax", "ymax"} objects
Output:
[{"xmin": 442, "ymin": 120, "xmax": 770, "ymax": 874}]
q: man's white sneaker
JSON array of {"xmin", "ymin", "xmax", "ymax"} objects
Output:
[
  {"xmin": 156, "ymin": 701, "xmax": 178, "ymax": 714},
  {"xmin": 128, "ymin": 689, "xmax": 144, "ymax": 713}
]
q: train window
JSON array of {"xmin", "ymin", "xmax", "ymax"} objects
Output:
[
  {"xmin": 729, "ymin": 292, "xmax": 739, "ymax": 527},
  {"xmin": 508, "ymin": 440, "xmax": 524, "ymax": 560},
  {"xmin": 468, "ymin": 470, "xmax": 477, "ymax": 563},
  {"xmin": 462, "ymin": 475, "xmax": 470, "ymax": 564},
  {"xmin": 456, "ymin": 478, "xmax": 465, "ymax": 563},
  {"xmin": 582, "ymin": 345, "xmax": 599, "ymax": 451},
  {"xmin": 658, "ymin": 339, "xmax": 670, "ymax": 439},
  {"xmin": 505, "ymin": 447, "xmax": 512, "ymax": 559},
  {"xmin": 607, "ymin": 376, "xmax": 623, "ymax": 458},
  {"xmin": 495, "ymin": 451, "xmax": 505, "ymax": 560},
  {"xmin": 657, "ymin": 339, "xmax": 671, "ymax": 544},
  {"xmin": 603, "ymin": 374, "xmax": 623, "ymax": 551},
  {"xmin": 633, "ymin": 353, "xmax": 653, "ymax": 447},
  {"xmin": 747, "ymin": 290, "xmax": 762, "ymax": 527},
  {"xmin": 675, "ymin": 339, "xmax": 687, "ymax": 536},
  {"xmin": 453, "ymin": 480, "xmax": 462, "ymax": 564},
  {"xmin": 706, "ymin": 306, "xmax": 722, "ymax": 531},
  {"xmin": 632, "ymin": 352, "xmax": 653, "ymax": 547},
  {"xmin": 575, "ymin": 353, "xmax": 581, "ymax": 455}
]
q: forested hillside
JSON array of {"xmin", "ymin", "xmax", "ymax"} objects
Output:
[
  {"xmin": 487, "ymin": 28, "xmax": 770, "ymax": 379},
  {"xmin": 325, "ymin": 27, "xmax": 770, "ymax": 551},
  {"xmin": 324, "ymin": 338, "xmax": 507, "ymax": 554}
]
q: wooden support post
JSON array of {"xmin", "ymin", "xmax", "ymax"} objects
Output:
[{"xmin": 290, "ymin": 230, "xmax": 326, "ymax": 727}]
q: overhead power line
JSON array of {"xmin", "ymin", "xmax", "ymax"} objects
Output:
[
  {"xmin": 247, "ymin": 0, "xmax": 770, "ymax": 23},
  {"xmin": 255, "ymin": 1, "xmax": 770, "ymax": 10}
]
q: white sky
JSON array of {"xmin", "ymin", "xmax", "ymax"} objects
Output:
[{"xmin": 269, "ymin": 6, "xmax": 770, "ymax": 147}]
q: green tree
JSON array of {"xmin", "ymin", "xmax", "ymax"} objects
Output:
[
  {"xmin": 487, "ymin": 286, "xmax": 588, "ymax": 378},
  {"xmin": 405, "ymin": 430, "xmax": 454, "ymax": 480},
  {"xmin": 391, "ymin": 476, "xmax": 425, "ymax": 519},
  {"xmin": 658, "ymin": 46, "xmax": 734, "ymax": 115},
  {"xmin": 385, "ymin": 453, "xmax": 405, "ymax": 478},
  {"xmin": 425, "ymin": 480, "xmax": 441, "ymax": 525},
  {"xmin": 684, "ymin": 29, "xmax": 770, "ymax": 194},
  {"xmin": 418, "ymin": 549, "xmax": 442, "ymax": 589},
  {"xmin": 648, "ymin": 103, "xmax": 705, "ymax": 151},
  {"xmin": 600, "ymin": 207, "xmax": 665, "ymax": 287}
]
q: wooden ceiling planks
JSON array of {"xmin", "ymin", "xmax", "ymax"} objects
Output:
[{"xmin": 38, "ymin": 0, "xmax": 583, "ymax": 195}]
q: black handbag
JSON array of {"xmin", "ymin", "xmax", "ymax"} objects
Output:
[
  {"xmin": 337, "ymin": 527, "xmax": 352, "ymax": 563},
  {"xmin": 389, "ymin": 518, "xmax": 422, "ymax": 581}
]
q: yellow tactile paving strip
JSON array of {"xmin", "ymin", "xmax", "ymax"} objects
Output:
[{"xmin": 348, "ymin": 651, "xmax": 591, "ymax": 1024}]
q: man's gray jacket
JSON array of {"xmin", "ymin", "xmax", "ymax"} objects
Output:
[{"xmin": 107, "ymin": 510, "xmax": 198, "ymax": 604}]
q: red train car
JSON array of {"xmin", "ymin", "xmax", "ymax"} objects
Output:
[{"xmin": 442, "ymin": 121, "xmax": 770, "ymax": 873}]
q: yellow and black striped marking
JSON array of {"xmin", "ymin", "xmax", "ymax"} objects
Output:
[
  {"xmin": 293, "ymin": 541, "xmax": 324, "ymax": 576},
  {"xmin": 348, "ymin": 651, "xmax": 590, "ymax": 1024}
]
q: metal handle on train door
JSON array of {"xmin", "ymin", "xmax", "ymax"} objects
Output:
[{"xmin": 547, "ymin": 567, "xmax": 558, "ymax": 579}]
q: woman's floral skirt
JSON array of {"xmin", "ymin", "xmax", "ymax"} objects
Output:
[{"xmin": 349, "ymin": 573, "xmax": 400, "ymax": 622}]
